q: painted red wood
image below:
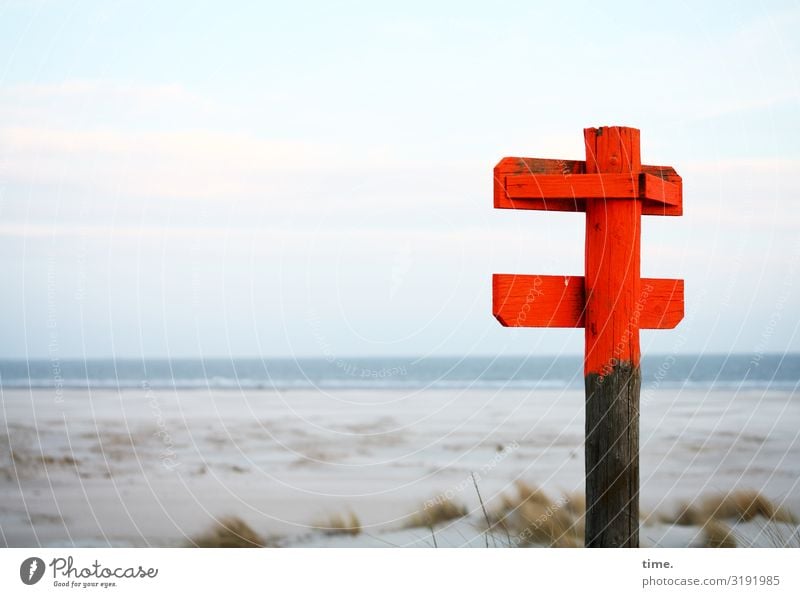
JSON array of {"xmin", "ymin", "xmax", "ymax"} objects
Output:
[
  {"xmin": 492, "ymin": 274, "xmax": 683, "ymax": 329},
  {"xmin": 492, "ymin": 274, "xmax": 585, "ymax": 328},
  {"xmin": 503, "ymin": 172, "xmax": 679, "ymax": 206},
  {"xmin": 492, "ymin": 126, "xmax": 683, "ymax": 548},
  {"xmin": 640, "ymin": 165, "xmax": 682, "ymax": 216},
  {"xmin": 494, "ymin": 157, "xmax": 585, "ymax": 212},
  {"xmin": 495, "ymin": 159, "xmax": 682, "ymax": 215},
  {"xmin": 583, "ymin": 126, "xmax": 642, "ymax": 374},
  {"xmin": 640, "ymin": 173, "xmax": 681, "ymax": 206},
  {"xmin": 505, "ymin": 173, "xmax": 639, "ymax": 201}
]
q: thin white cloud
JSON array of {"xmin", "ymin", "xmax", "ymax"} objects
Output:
[
  {"xmin": 0, "ymin": 79, "xmax": 216, "ymax": 124},
  {"xmin": 0, "ymin": 79, "xmax": 468, "ymax": 204}
]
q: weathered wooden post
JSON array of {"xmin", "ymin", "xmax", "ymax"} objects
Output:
[{"xmin": 492, "ymin": 126, "xmax": 684, "ymax": 547}]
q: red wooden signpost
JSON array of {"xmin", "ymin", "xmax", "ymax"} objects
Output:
[{"xmin": 492, "ymin": 126, "xmax": 684, "ymax": 547}]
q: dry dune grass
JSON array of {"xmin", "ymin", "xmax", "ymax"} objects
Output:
[
  {"xmin": 5, "ymin": 454, "xmax": 80, "ymax": 480},
  {"xmin": 489, "ymin": 482, "xmax": 665, "ymax": 547},
  {"xmin": 490, "ymin": 481, "xmax": 584, "ymax": 548},
  {"xmin": 406, "ymin": 497, "xmax": 468, "ymax": 528},
  {"xmin": 705, "ymin": 491, "xmax": 796, "ymax": 523},
  {"xmin": 760, "ymin": 521, "xmax": 800, "ymax": 547},
  {"xmin": 315, "ymin": 511, "xmax": 362, "ymax": 536},
  {"xmin": 665, "ymin": 490, "xmax": 797, "ymax": 527},
  {"xmin": 701, "ymin": 520, "xmax": 737, "ymax": 548},
  {"xmin": 1, "ymin": 431, "xmax": 81, "ymax": 480},
  {"xmin": 563, "ymin": 490, "xmax": 585, "ymax": 519},
  {"xmin": 187, "ymin": 517, "xmax": 271, "ymax": 548}
]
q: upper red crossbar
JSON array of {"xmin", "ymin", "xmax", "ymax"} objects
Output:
[{"xmin": 494, "ymin": 157, "xmax": 683, "ymax": 216}]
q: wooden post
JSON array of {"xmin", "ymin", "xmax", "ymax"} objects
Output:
[
  {"xmin": 583, "ymin": 127, "xmax": 642, "ymax": 547},
  {"xmin": 491, "ymin": 126, "xmax": 684, "ymax": 548}
]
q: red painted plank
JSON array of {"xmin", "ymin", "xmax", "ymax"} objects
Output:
[
  {"xmin": 494, "ymin": 157, "xmax": 585, "ymax": 212},
  {"xmin": 505, "ymin": 173, "xmax": 639, "ymax": 201},
  {"xmin": 492, "ymin": 274, "xmax": 684, "ymax": 329},
  {"xmin": 492, "ymin": 274, "xmax": 585, "ymax": 328},
  {"xmin": 495, "ymin": 156, "xmax": 585, "ymax": 176},
  {"xmin": 505, "ymin": 172, "xmax": 680, "ymax": 206},
  {"xmin": 640, "ymin": 165, "xmax": 682, "ymax": 216},
  {"xmin": 639, "ymin": 278, "xmax": 684, "ymax": 329},
  {"xmin": 494, "ymin": 158, "xmax": 682, "ymax": 215},
  {"xmin": 583, "ymin": 126, "xmax": 642, "ymax": 374},
  {"xmin": 640, "ymin": 173, "xmax": 681, "ymax": 207}
]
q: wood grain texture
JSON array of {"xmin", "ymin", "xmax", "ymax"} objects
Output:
[
  {"xmin": 492, "ymin": 275, "xmax": 684, "ymax": 329},
  {"xmin": 583, "ymin": 126, "xmax": 642, "ymax": 548},
  {"xmin": 494, "ymin": 159, "xmax": 682, "ymax": 215},
  {"xmin": 494, "ymin": 156, "xmax": 585, "ymax": 212},
  {"xmin": 640, "ymin": 173, "xmax": 681, "ymax": 207},
  {"xmin": 584, "ymin": 126, "xmax": 642, "ymax": 374},
  {"xmin": 639, "ymin": 278, "xmax": 684, "ymax": 329},
  {"xmin": 640, "ymin": 165, "xmax": 682, "ymax": 216},
  {"xmin": 585, "ymin": 363, "xmax": 641, "ymax": 548},
  {"xmin": 492, "ymin": 274, "xmax": 585, "ymax": 327},
  {"xmin": 505, "ymin": 173, "xmax": 639, "ymax": 201}
]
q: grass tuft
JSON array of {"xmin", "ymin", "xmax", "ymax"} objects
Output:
[
  {"xmin": 664, "ymin": 490, "xmax": 796, "ymax": 527},
  {"xmin": 703, "ymin": 491, "xmax": 796, "ymax": 524},
  {"xmin": 315, "ymin": 511, "xmax": 362, "ymax": 536},
  {"xmin": 187, "ymin": 517, "xmax": 270, "ymax": 548},
  {"xmin": 490, "ymin": 482, "xmax": 583, "ymax": 548},
  {"xmin": 406, "ymin": 496, "xmax": 468, "ymax": 529},
  {"xmin": 701, "ymin": 520, "xmax": 737, "ymax": 548}
]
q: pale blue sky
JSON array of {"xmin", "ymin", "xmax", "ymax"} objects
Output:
[{"xmin": 0, "ymin": 0, "xmax": 798, "ymax": 358}]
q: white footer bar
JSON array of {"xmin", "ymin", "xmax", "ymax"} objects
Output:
[{"xmin": 1, "ymin": 548, "xmax": 797, "ymax": 596}]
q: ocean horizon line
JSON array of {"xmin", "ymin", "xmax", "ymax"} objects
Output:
[
  {"xmin": 1, "ymin": 354, "xmax": 797, "ymax": 391},
  {"xmin": 0, "ymin": 351, "xmax": 797, "ymax": 363}
]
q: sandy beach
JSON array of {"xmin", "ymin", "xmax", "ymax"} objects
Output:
[{"xmin": 1, "ymin": 386, "xmax": 798, "ymax": 547}]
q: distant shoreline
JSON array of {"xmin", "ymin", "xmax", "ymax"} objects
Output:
[{"xmin": 0, "ymin": 354, "xmax": 797, "ymax": 391}]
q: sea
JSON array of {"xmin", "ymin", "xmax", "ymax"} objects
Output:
[{"xmin": 0, "ymin": 354, "xmax": 798, "ymax": 391}]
